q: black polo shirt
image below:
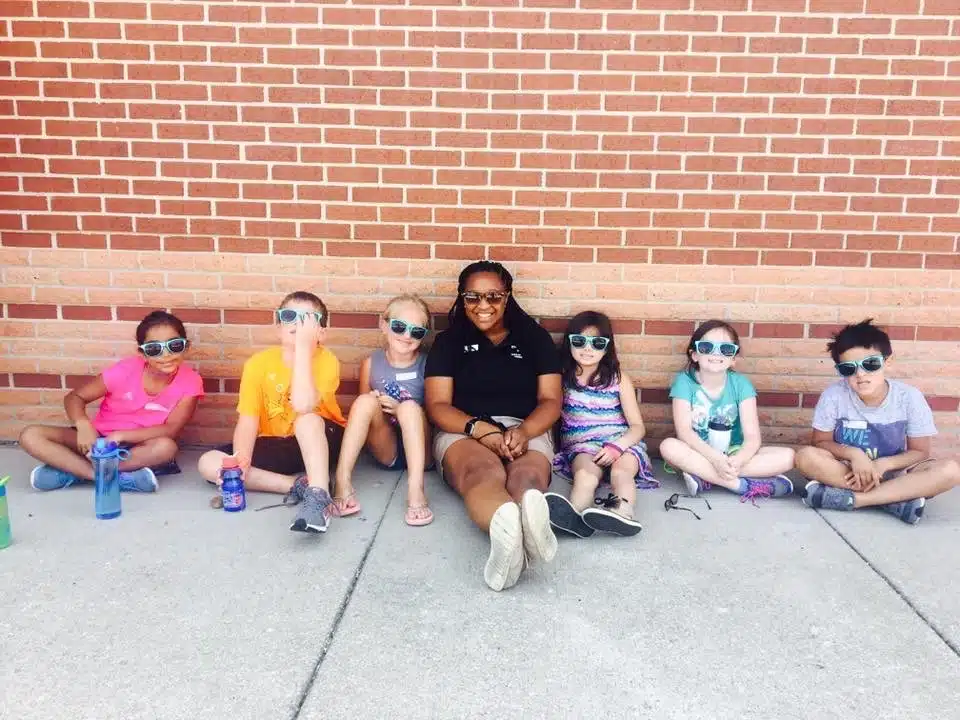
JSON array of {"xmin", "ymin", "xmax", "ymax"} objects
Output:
[{"xmin": 425, "ymin": 320, "xmax": 561, "ymax": 420}]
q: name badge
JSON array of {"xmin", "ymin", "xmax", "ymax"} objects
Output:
[{"xmin": 395, "ymin": 371, "xmax": 417, "ymax": 381}]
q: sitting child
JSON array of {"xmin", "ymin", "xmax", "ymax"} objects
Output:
[
  {"xmin": 797, "ymin": 319, "xmax": 960, "ymax": 524},
  {"xmin": 659, "ymin": 320, "xmax": 795, "ymax": 502},
  {"xmin": 198, "ymin": 291, "xmax": 346, "ymax": 534},
  {"xmin": 20, "ymin": 310, "xmax": 203, "ymax": 492},
  {"xmin": 546, "ymin": 311, "xmax": 657, "ymax": 538},
  {"xmin": 332, "ymin": 294, "xmax": 434, "ymax": 527}
]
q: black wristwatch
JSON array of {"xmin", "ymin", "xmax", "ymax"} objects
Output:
[{"xmin": 464, "ymin": 417, "xmax": 482, "ymax": 437}]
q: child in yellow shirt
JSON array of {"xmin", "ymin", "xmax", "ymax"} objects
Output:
[{"xmin": 198, "ymin": 291, "xmax": 346, "ymax": 533}]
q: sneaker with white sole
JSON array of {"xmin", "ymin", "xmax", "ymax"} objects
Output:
[
  {"xmin": 520, "ymin": 489, "xmax": 558, "ymax": 565},
  {"xmin": 484, "ymin": 502, "xmax": 524, "ymax": 592},
  {"xmin": 582, "ymin": 494, "xmax": 642, "ymax": 537},
  {"xmin": 682, "ymin": 472, "xmax": 711, "ymax": 496},
  {"xmin": 544, "ymin": 492, "xmax": 594, "ymax": 538},
  {"xmin": 290, "ymin": 487, "xmax": 333, "ymax": 534},
  {"xmin": 30, "ymin": 464, "xmax": 83, "ymax": 491},
  {"xmin": 119, "ymin": 467, "xmax": 158, "ymax": 493}
]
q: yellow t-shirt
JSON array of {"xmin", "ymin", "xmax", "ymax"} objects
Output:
[{"xmin": 236, "ymin": 346, "xmax": 346, "ymax": 437}]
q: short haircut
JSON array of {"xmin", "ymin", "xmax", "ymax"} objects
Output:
[
  {"xmin": 383, "ymin": 293, "xmax": 430, "ymax": 326},
  {"xmin": 280, "ymin": 290, "xmax": 328, "ymax": 325},
  {"xmin": 827, "ymin": 318, "xmax": 892, "ymax": 363},
  {"xmin": 136, "ymin": 310, "xmax": 186, "ymax": 345}
]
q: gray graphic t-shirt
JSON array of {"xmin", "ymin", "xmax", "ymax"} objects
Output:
[{"xmin": 811, "ymin": 379, "xmax": 937, "ymax": 459}]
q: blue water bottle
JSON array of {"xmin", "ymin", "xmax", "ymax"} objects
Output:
[
  {"xmin": 220, "ymin": 457, "xmax": 246, "ymax": 512},
  {"xmin": 91, "ymin": 438, "xmax": 123, "ymax": 520},
  {"xmin": 0, "ymin": 475, "xmax": 11, "ymax": 549}
]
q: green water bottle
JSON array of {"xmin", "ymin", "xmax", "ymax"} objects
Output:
[{"xmin": 0, "ymin": 476, "xmax": 11, "ymax": 549}]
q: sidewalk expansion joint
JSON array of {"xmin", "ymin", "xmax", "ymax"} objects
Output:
[
  {"xmin": 289, "ymin": 470, "xmax": 404, "ymax": 720},
  {"xmin": 815, "ymin": 509, "xmax": 960, "ymax": 660}
]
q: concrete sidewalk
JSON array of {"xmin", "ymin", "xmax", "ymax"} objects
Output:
[{"xmin": 1, "ymin": 446, "xmax": 957, "ymax": 720}]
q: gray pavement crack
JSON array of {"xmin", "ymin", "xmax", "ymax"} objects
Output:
[
  {"xmin": 815, "ymin": 509, "xmax": 960, "ymax": 660},
  {"xmin": 288, "ymin": 471, "xmax": 404, "ymax": 719}
]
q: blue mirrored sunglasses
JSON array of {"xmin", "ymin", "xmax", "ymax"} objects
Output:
[
  {"xmin": 836, "ymin": 354, "xmax": 884, "ymax": 377},
  {"xmin": 695, "ymin": 340, "xmax": 739, "ymax": 357},
  {"xmin": 276, "ymin": 308, "xmax": 326, "ymax": 327},
  {"xmin": 388, "ymin": 318, "xmax": 428, "ymax": 340}
]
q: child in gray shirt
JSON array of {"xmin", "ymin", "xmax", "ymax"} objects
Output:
[{"xmin": 796, "ymin": 319, "xmax": 959, "ymax": 524}]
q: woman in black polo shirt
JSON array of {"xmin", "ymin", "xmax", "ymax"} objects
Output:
[{"xmin": 425, "ymin": 261, "xmax": 563, "ymax": 592}]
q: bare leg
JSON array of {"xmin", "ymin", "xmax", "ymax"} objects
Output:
[
  {"xmin": 658, "ymin": 437, "xmax": 740, "ymax": 491},
  {"xmin": 504, "ymin": 451, "xmax": 551, "ymax": 503},
  {"xmin": 294, "ymin": 412, "xmax": 331, "ymax": 491},
  {"xmin": 19, "ymin": 425, "xmax": 94, "ymax": 481},
  {"xmin": 609, "ymin": 452, "xmax": 640, "ymax": 518},
  {"xmin": 395, "ymin": 400, "xmax": 429, "ymax": 513},
  {"xmin": 854, "ymin": 458, "xmax": 960, "ymax": 508},
  {"xmin": 737, "ymin": 445, "xmax": 795, "ymax": 478},
  {"xmin": 569, "ymin": 454, "xmax": 603, "ymax": 511},
  {"xmin": 443, "ymin": 439, "xmax": 510, "ymax": 531},
  {"xmin": 795, "ymin": 446, "xmax": 849, "ymax": 489},
  {"xmin": 119, "ymin": 437, "xmax": 178, "ymax": 472},
  {"xmin": 197, "ymin": 449, "xmax": 298, "ymax": 494},
  {"xmin": 334, "ymin": 393, "xmax": 389, "ymax": 499}
]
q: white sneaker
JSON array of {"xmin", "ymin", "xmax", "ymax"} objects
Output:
[
  {"xmin": 520, "ymin": 489, "xmax": 558, "ymax": 566},
  {"xmin": 484, "ymin": 502, "xmax": 523, "ymax": 592}
]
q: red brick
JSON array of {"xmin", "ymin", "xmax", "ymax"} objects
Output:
[
  {"xmin": 753, "ymin": 323, "xmax": 804, "ymax": 339},
  {"xmin": 645, "ymin": 321, "xmax": 695, "ymax": 336},
  {"xmin": 14, "ymin": 373, "xmax": 63, "ymax": 389}
]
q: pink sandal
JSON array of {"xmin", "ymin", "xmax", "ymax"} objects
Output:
[
  {"xmin": 405, "ymin": 505, "xmax": 434, "ymax": 527},
  {"xmin": 331, "ymin": 492, "xmax": 360, "ymax": 517}
]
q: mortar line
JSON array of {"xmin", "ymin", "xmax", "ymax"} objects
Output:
[
  {"xmin": 289, "ymin": 470, "xmax": 404, "ymax": 720},
  {"xmin": 815, "ymin": 509, "xmax": 960, "ymax": 659}
]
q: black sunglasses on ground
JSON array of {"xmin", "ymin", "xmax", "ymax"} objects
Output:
[{"xmin": 664, "ymin": 493, "xmax": 712, "ymax": 520}]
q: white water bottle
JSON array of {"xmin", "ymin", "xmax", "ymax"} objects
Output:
[{"xmin": 707, "ymin": 418, "xmax": 732, "ymax": 454}]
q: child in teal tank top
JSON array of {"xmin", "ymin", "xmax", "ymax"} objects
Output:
[{"xmin": 660, "ymin": 320, "xmax": 796, "ymax": 503}]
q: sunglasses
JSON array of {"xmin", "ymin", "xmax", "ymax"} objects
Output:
[
  {"xmin": 694, "ymin": 341, "xmax": 739, "ymax": 357},
  {"xmin": 388, "ymin": 318, "xmax": 428, "ymax": 341},
  {"xmin": 664, "ymin": 493, "xmax": 712, "ymax": 520},
  {"xmin": 276, "ymin": 308, "xmax": 327, "ymax": 327},
  {"xmin": 138, "ymin": 338, "xmax": 188, "ymax": 358},
  {"xmin": 461, "ymin": 291, "xmax": 508, "ymax": 306},
  {"xmin": 835, "ymin": 354, "xmax": 884, "ymax": 377},
  {"xmin": 569, "ymin": 334, "xmax": 610, "ymax": 351}
]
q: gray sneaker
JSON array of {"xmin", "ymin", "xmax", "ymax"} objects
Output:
[{"xmin": 290, "ymin": 487, "xmax": 332, "ymax": 534}]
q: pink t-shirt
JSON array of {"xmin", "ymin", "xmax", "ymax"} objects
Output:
[{"xmin": 92, "ymin": 356, "xmax": 204, "ymax": 434}]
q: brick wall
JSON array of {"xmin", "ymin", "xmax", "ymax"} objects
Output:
[{"xmin": 1, "ymin": 0, "xmax": 958, "ymax": 453}]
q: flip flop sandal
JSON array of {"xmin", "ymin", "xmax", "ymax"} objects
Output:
[
  {"xmin": 332, "ymin": 492, "xmax": 361, "ymax": 517},
  {"xmin": 405, "ymin": 505, "xmax": 434, "ymax": 527}
]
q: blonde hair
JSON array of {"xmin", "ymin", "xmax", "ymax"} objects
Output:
[{"xmin": 382, "ymin": 293, "xmax": 431, "ymax": 327}]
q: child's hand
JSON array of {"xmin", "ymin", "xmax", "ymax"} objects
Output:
[
  {"xmin": 76, "ymin": 421, "xmax": 98, "ymax": 455},
  {"xmin": 846, "ymin": 450, "xmax": 879, "ymax": 490},
  {"xmin": 295, "ymin": 312, "xmax": 319, "ymax": 352},
  {"xmin": 377, "ymin": 394, "xmax": 399, "ymax": 416},
  {"xmin": 593, "ymin": 445, "xmax": 620, "ymax": 467},
  {"xmin": 105, "ymin": 431, "xmax": 127, "ymax": 445},
  {"xmin": 710, "ymin": 453, "xmax": 737, "ymax": 483}
]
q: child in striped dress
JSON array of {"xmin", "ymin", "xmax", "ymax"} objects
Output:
[{"xmin": 546, "ymin": 311, "xmax": 657, "ymax": 538}]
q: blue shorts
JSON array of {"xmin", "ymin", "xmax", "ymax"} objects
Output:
[{"xmin": 374, "ymin": 436, "xmax": 407, "ymax": 471}]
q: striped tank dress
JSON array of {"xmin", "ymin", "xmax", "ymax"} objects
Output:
[{"xmin": 552, "ymin": 380, "xmax": 658, "ymax": 489}]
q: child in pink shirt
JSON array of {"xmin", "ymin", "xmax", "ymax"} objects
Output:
[{"xmin": 20, "ymin": 311, "xmax": 204, "ymax": 492}]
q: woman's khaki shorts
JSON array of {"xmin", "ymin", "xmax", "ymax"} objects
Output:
[{"xmin": 433, "ymin": 415, "xmax": 555, "ymax": 479}]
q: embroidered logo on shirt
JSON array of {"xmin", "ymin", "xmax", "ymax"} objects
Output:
[
  {"xmin": 143, "ymin": 402, "xmax": 170, "ymax": 413},
  {"xmin": 509, "ymin": 344, "xmax": 523, "ymax": 359},
  {"xmin": 463, "ymin": 344, "xmax": 479, "ymax": 353}
]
